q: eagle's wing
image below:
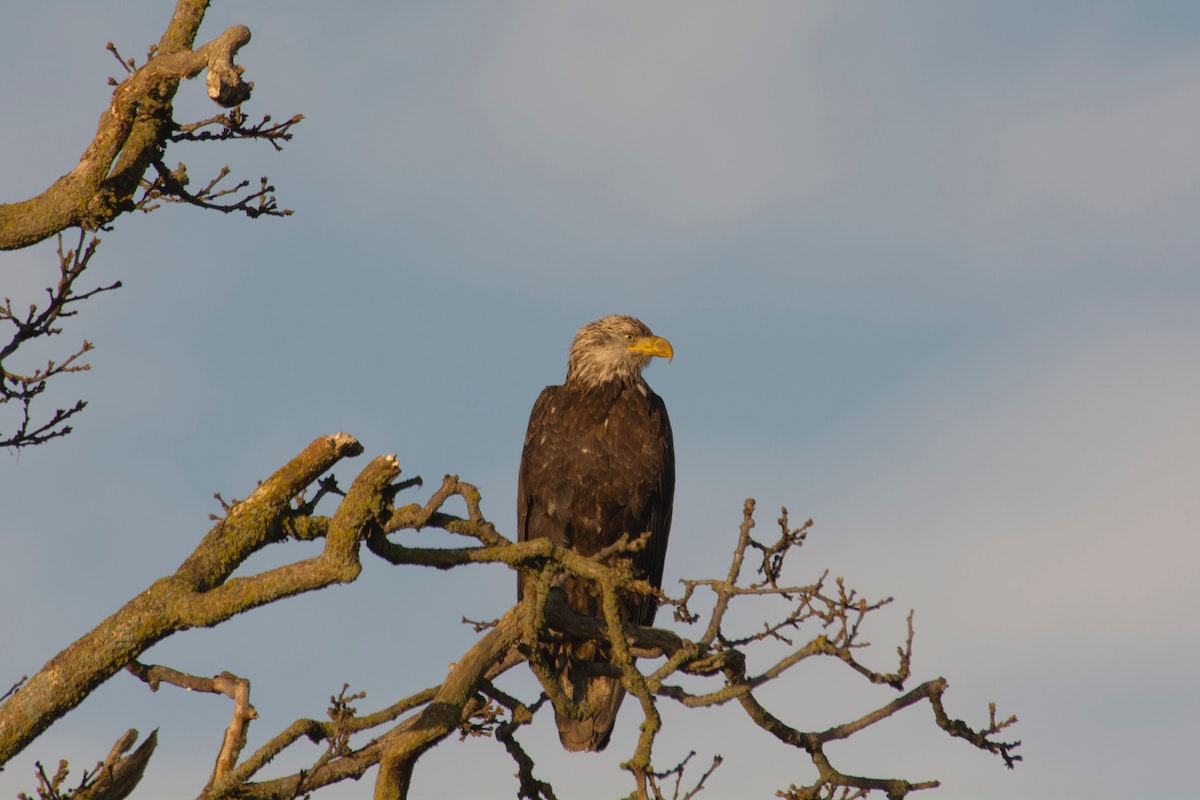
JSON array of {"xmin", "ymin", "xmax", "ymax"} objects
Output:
[{"xmin": 515, "ymin": 381, "xmax": 675, "ymax": 751}]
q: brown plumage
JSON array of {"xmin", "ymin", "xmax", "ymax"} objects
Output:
[{"xmin": 517, "ymin": 314, "xmax": 675, "ymax": 752}]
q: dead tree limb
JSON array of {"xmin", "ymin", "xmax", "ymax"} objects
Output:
[
  {"xmin": 123, "ymin": 663, "xmax": 257, "ymax": 789},
  {"xmin": 0, "ymin": 3, "xmax": 254, "ymax": 250}
]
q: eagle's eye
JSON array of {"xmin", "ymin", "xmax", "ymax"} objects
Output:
[{"xmin": 623, "ymin": 333, "xmax": 634, "ymax": 342}]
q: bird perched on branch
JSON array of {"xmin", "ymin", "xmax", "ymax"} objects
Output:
[{"xmin": 517, "ymin": 314, "xmax": 675, "ymax": 752}]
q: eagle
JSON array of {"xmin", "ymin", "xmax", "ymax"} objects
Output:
[{"xmin": 517, "ymin": 314, "xmax": 675, "ymax": 752}]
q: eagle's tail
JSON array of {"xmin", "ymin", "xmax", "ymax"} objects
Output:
[
  {"xmin": 549, "ymin": 580, "xmax": 655, "ymax": 751},
  {"xmin": 554, "ymin": 673, "xmax": 625, "ymax": 752}
]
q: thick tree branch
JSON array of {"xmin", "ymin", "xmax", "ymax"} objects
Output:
[
  {"xmin": 373, "ymin": 609, "xmax": 525, "ymax": 800},
  {"xmin": 0, "ymin": 434, "xmax": 370, "ymax": 765},
  {"xmin": 0, "ymin": 6, "xmax": 253, "ymax": 250},
  {"xmin": 2, "ymin": 0, "xmax": 301, "ymax": 450},
  {"xmin": 5, "ymin": 436, "xmax": 1019, "ymax": 800}
]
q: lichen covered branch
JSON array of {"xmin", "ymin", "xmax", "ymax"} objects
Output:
[
  {"xmin": 5, "ymin": 438, "xmax": 1019, "ymax": 800},
  {"xmin": 0, "ymin": 5, "xmax": 264, "ymax": 250},
  {"xmin": 506, "ymin": 499, "xmax": 1019, "ymax": 800},
  {"xmin": 2, "ymin": 0, "xmax": 302, "ymax": 452},
  {"xmin": 0, "ymin": 433, "xmax": 373, "ymax": 765}
]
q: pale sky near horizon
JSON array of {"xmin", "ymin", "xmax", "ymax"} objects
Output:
[{"xmin": 3, "ymin": 2, "xmax": 1199, "ymax": 798}]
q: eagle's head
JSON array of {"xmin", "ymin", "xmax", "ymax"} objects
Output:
[{"xmin": 565, "ymin": 314, "xmax": 673, "ymax": 391}]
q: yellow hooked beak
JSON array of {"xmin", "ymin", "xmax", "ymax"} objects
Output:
[{"xmin": 627, "ymin": 335, "xmax": 674, "ymax": 363}]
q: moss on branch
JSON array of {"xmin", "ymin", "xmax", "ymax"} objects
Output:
[{"xmin": 3, "ymin": 432, "xmax": 1019, "ymax": 800}]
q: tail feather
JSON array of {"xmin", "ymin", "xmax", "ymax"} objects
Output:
[
  {"xmin": 548, "ymin": 578, "xmax": 656, "ymax": 752},
  {"xmin": 554, "ymin": 674, "xmax": 625, "ymax": 752}
]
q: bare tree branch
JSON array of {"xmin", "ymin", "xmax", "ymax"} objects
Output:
[
  {"xmin": 1, "ymin": 0, "xmax": 301, "ymax": 450},
  {"xmin": 124, "ymin": 663, "xmax": 257, "ymax": 788},
  {"xmin": 4, "ymin": 438, "xmax": 1019, "ymax": 800},
  {"xmin": 76, "ymin": 730, "xmax": 158, "ymax": 800},
  {"xmin": 0, "ymin": 433, "xmax": 369, "ymax": 764},
  {"xmin": 2, "ymin": 677, "xmax": 27, "ymax": 704},
  {"xmin": 170, "ymin": 108, "xmax": 304, "ymax": 150},
  {"xmin": 0, "ymin": 231, "xmax": 119, "ymax": 449},
  {"xmin": 0, "ymin": 11, "xmax": 255, "ymax": 250},
  {"xmin": 16, "ymin": 729, "xmax": 158, "ymax": 800}
]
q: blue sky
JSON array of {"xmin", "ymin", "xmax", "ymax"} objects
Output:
[{"xmin": 3, "ymin": 2, "xmax": 1199, "ymax": 798}]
